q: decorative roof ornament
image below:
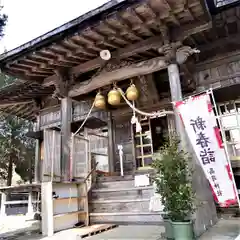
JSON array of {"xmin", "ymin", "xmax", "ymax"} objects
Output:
[
  {"xmin": 158, "ymin": 43, "xmax": 200, "ymax": 64},
  {"xmin": 100, "ymin": 50, "xmax": 111, "ymax": 61},
  {"xmin": 176, "ymin": 46, "xmax": 200, "ymax": 64}
]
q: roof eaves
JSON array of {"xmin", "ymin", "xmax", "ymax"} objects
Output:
[{"xmin": 0, "ymin": 0, "xmax": 141, "ymax": 64}]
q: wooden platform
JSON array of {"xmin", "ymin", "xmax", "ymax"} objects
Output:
[
  {"xmin": 0, "ymin": 183, "xmax": 41, "ymax": 193},
  {"xmin": 75, "ymin": 224, "xmax": 117, "ymax": 238}
]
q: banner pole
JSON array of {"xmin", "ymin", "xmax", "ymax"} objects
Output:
[{"xmin": 209, "ymin": 88, "xmax": 240, "ymax": 208}]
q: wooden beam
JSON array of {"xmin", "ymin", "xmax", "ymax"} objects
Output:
[
  {"xmin": 198, "ymin": 33, "xmax": 240, "ymax": 53},
  {"xmin": 43, "ymin": 21, "xmax": 211, "ymax": 87},
  {"xmin": 0, "ymin": 100, "xmax": 33, "ymax": 107},
  {"xmin": 1, "ymin": 68, "xmax": 43, "ymax": 83},
  {"xmin": 174, "ymin": 22, "xmax": 212, "ymax": 41},
  {"xmin": 69, "ymin": 56, "xmax": 167, "ymax": 97},
  {"xmin": 43, "ymin": 35, "xmax": 163, "ymax": 86},
  {"xmin": 196, "ymin": 49, "xmax": 240, "ymax": 72}
]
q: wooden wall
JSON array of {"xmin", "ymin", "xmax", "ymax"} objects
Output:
[
  {"xmin": 42, "ymin": 129, "xmax": 61, "ymax": 182},
  {"xmin": 194, "ymin": 50, "xmax": 240, "ymax": 92},
  {"xmin": 39, "ymin": 100, "xmax": 107, "ymax": 130}
]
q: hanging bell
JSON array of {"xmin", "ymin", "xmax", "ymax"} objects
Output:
[
  {"xmin": 108, "ymin": 88, "xmax": 121, "ymax": 106},
  {"xmin": 126, "ymin": 84, "xmax": 139, "ymax": 101},
  {"xmin": 94, "ymin": 92, "xmax": 106, "ymax": 109}
]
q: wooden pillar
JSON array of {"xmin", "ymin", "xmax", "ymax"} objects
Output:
[
  {"xmin": 61, "ymin": 97, "xmax": 72, "ymax": 181},
  {"xmin": 0, "ymin": 192, "xmax": 6, "ymax": 218},
  {"xmin": 41, "ymin": 182, "xmax": 53, "ymax": 236},
  {"xmin": 167, "ymin": 52, "xmax": 218, "ymax": 237},
  {"xmin": 34, "ymin": 115, "xmax": 41, "ymax": 183},
  {"xmin": 167, "ymin": 63, "xmax": 186, "ymax": 145},
  {"xmin": 167, "ymin": 113, "xmax": 176, "ymax": 139},
  {"xmin": 107, "ymin": 112, "xmax": 115, "ymax": 173}
]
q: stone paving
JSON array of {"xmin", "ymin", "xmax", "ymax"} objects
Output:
[
  {"xmin": 84, "ymin": 225, "xmax": 165, "ymax": 240},
  {"xmin": 199, "ymin": 219, "xmax": 240, "ymax": 240},
  {"xmin": 82, "ymin": 220, "xmax": 240, "ymax": 240},
  {"xmin": 1, "ymin": 217, "xmax": 240, "ymax": 239},
  {"xmin": 0, "ymin": 216, "xmax": 40, "ymax": 240}
]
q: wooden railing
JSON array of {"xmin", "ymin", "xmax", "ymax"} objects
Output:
[{"xmin": 81, "ymin": 162, "xmax": 98, "ymax": 226}]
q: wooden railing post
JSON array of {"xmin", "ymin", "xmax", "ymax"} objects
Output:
[
  {"xmin": 108, "ymin": 112, "xmax": 115, "ymax": 173},
  {"xmin": 26, "ymin": 191, "xmax": 34, "ymax": 217},
  {"xmin": 0, "ymin": 192, "xmax": 6, "ymax": 218}
]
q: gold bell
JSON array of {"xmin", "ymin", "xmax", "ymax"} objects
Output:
[
  {"xmin": 108, "ymin": 88, "xmax": 121, "ymax": 106},
  {"xmin": 94, "ymin": 92, "xmax": 106, "ymax": 109},
  {"xmin": 126, "ymin": 84, "xmax": 139, "ymax": 101}
]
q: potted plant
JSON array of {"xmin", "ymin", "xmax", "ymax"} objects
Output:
[
  {"xmin": 161, "ymin": 212, "xmax": 174, "ymax": 240},
  {"xmin": 152, "ymin": 137, "xmax": 195, "ymax": 240}
]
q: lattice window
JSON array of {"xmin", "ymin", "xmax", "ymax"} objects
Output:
[{"xmin": 217, "ymin": 100, "xmax": 240, "ymax": 160}]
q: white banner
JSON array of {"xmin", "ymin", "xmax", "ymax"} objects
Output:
[{"xmin": 175, "ymin": 94, "xmax": 237, "ymax": 207}]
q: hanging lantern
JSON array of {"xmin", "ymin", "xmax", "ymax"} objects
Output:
[
  {"xmin": 94, "ymin": 92, "xmax": 106, "ymax": 109},
  {"xmin": 126, "ymin": 84, "xmax": 139, "ymax": 101},
  {"xmin": 108, "ymin": 88, "xmax": 121, "ymax": 106}
]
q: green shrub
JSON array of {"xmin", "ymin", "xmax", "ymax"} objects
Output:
[{"xmin": 152, "ymin": 137, "xmax": 195, "ymax": 222}]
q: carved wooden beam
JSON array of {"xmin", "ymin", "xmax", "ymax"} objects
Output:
[
  {"xmin": 68, "ymin": 43, "xmax": 200, "ymax": 98},
  {"xmin": 69, "ymin": 56, "xmax": 167, "ymax": 97}
]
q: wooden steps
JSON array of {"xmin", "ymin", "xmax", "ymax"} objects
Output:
[
  {"xmin": 76, "ymin": 224, "xmax": 117, "ymax": 238},
  {"xmin": 217, "ymin": 205, "xmax": 240, "ymax": 217},
  {"xmin": 92, "ymin": 186, "xmax": 153, "ymax": 192},
  {"xmin": 90, "ymin": 198, "xmax": 150, "ymax": 213},
  {"xmin": 89, "ymin": 212, "xmax": 163, "ymax": 225},
  {"xmin": 89, "ymin": 177, "xmax": 164, "ymax": 225}
]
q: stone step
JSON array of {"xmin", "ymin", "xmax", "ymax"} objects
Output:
[
  {"xmin": 91, "ymin": 186, "xmax": 154, "ymax": 200},
  {"xmin": 97, "ymin": 175, "xmax": 134, "ymax": 182},
  {"xmin": 89, "ymin": 198, "xmax": 150, "ymax": 213},
  {"xmin": 89, "ymin": 212, "xmax": 163, "ymax": 225},
  {"xmin": 95, "ymin": 179, "xmax": 135, "ymax": 189},
  {"xmin": 89, "ymin": 177, "xmax": 158, "ymax": 225},
  {"xmin": 217, "ymin": 206, "xmax": 240, "ymax": 217}
]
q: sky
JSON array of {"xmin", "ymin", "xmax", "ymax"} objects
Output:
[{"xmin": 0, "ymin": 0, "xmax": 110, "ymax": 53}]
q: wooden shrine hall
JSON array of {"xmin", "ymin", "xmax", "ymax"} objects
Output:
[{"xmin": 0, "ymin": 0, "xmax": 239, "ymax": 237}]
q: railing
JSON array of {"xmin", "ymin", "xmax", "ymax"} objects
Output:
[
  {"xmin": 81, "ymin": 162, "xmax": 98, "ymax": 226},
  {"xmin": 83, "ymin": 162, "xmax": 99, "ymax": 190}
]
